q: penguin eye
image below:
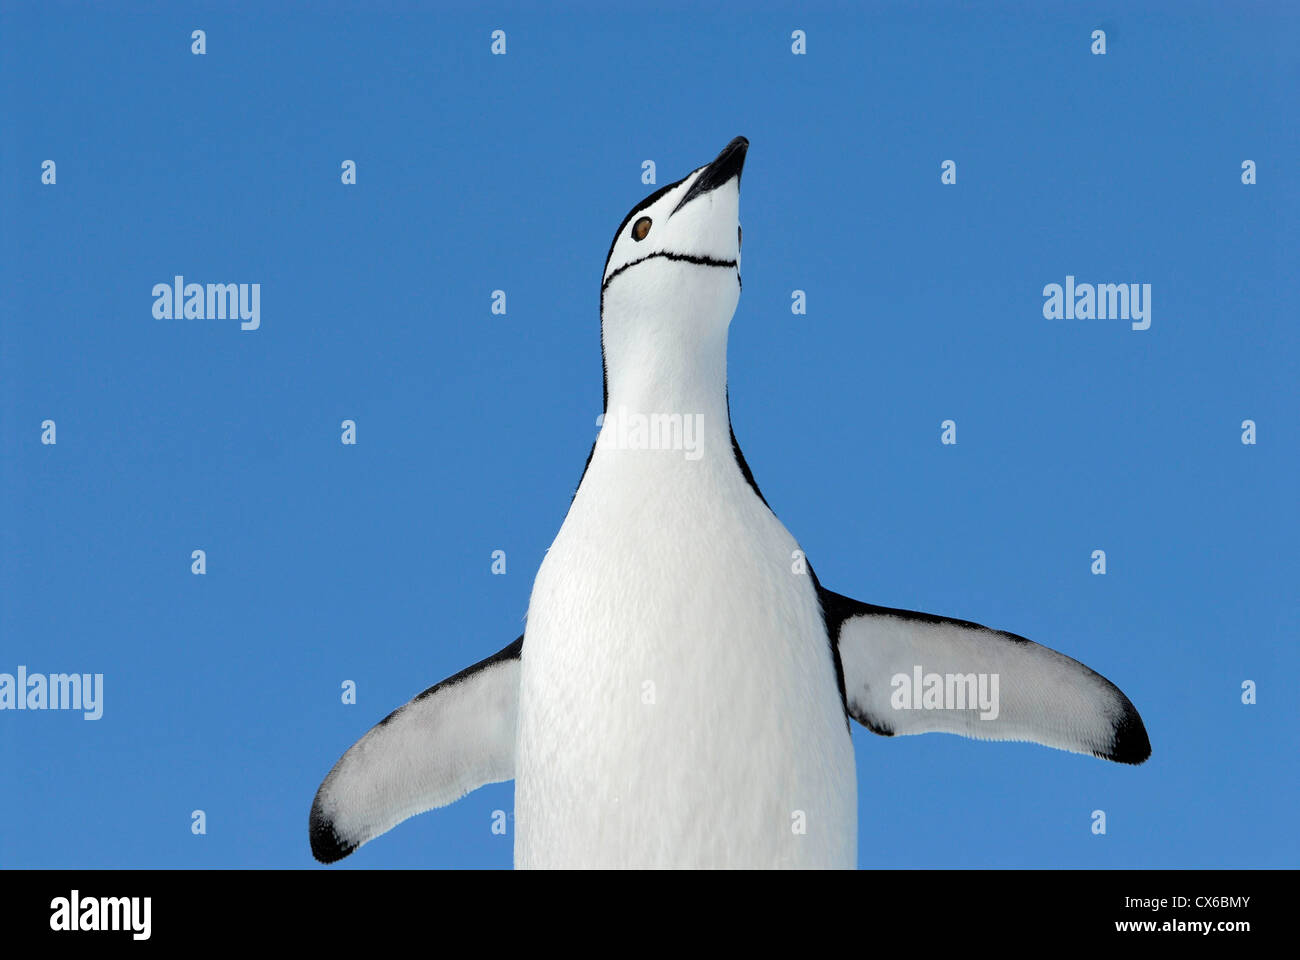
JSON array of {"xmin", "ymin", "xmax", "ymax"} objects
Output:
[{"xmin": 631, "ymin": 217, "xmax": 652, "ymax": 242}]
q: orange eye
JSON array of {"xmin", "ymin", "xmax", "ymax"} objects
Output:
[{"xmin": 631, "ymin": 217, "xmax": 652, "ymax": 241}]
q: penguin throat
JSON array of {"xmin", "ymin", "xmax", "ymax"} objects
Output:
[{"xmin": 601, "ymin": 317, "xmax": 731, "ymax": 424}]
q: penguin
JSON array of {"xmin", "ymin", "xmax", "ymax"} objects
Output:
[{"xmin": 309, "ymin": 136, "xmax": 1150, "ymax": 869}]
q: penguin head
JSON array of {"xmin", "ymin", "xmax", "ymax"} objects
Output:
[{"xmin": 599, "ymin": 137, "xmax": 747, "ymax": 403}]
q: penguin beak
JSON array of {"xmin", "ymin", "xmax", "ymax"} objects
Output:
[{"xmin": 671, "ymin": 136, "xmax": 748, "ymax": 215}]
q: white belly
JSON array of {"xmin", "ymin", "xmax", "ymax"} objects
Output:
[{"xmin": 514, "ymin": 443, "xmax": 857, "ymax": 868}]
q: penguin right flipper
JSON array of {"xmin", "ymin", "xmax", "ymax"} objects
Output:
[
  {"xmin": 821, "ymin": 588, "xmax": 1150, "ymax": 764},
  {"xmin": 309, "ymin": 636, "xmax": 522, "ymax": 863}
]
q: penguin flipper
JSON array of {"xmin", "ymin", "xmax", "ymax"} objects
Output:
[
  {"xmin": 820, "ymin": 587, "xmax": 1150, "ymax": 764},
  {"xmin": 309, "ymin": 636, "xmax": 522, "ymax": 863}
]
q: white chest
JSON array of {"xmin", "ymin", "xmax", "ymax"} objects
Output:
[{"xmin": 514, "ymin": 441, "xmax": 857, "ymax": 868}]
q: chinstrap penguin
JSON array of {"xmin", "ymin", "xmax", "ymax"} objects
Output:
[{"xmin": 309, "ymin": 137, "xmax": 1150, "ymax": 869}]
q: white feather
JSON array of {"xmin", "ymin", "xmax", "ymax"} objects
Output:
[{"xmin": 516, "ymin": 170, "xmax": 856, "ymax": 868}]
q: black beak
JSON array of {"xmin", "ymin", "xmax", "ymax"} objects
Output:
[{"xmin": 671, "ymin": 136, "xmax": 748, "ymax": 215}]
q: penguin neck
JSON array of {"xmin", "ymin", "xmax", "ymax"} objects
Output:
[{"xmin": 601, "ymin": 309, "xmax": 731, "ymax": 426}]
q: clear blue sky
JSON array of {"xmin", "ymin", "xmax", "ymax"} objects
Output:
[{"xmin": 2, "ymin": 1, "xmax": 1295, "ymax": 868}]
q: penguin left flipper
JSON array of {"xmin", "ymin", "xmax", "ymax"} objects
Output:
[
  {"xmin": 820, "ymin": 587, "xmax": 1151, "ymax": 764},
  {"xmin": 309, "ymin": 636, "xmax": 522, "ymax": 863}
]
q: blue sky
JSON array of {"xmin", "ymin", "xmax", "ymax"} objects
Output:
[{"xmin": 2, "ymin": 1, "xmax": 1295, "ymax": 868}]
